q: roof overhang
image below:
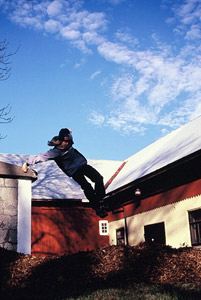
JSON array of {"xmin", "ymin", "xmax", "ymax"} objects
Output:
[
  {"xmin": 0, "ymin": 161, "xmax": 37, "ymax": 182},
  {"xmin": 104, "ymin": 149, "xmax": 201, "ymax": 209}
]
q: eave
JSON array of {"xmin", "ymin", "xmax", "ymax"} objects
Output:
[
  {"xmin": 104, "ymin": 149, "xmax": 201, "ymax": 210},
  {"xmin": 0, "ymin": 161, "xmax": 37, "ymax": 182}
]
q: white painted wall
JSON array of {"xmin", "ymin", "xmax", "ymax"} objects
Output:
[
  {"xmin": 17, "ymin": 179, "xmax": 32, "ymax": 254},
  {"xmin": 109, "ymin": 194, "xmax": 201, "ymax": 248}
]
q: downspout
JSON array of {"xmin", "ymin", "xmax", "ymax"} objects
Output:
[
  {"xmin": 113, "ymin": 205, "xmax": 129, "ymax": 246},
  {"xmin": 121, "ymin": 205, "xmax": 129, "ymax": 246}
]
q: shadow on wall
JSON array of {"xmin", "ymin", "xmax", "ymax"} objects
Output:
[{"xmin": 31, "ymin": 205, "xmax": 109, "ymax": 256}]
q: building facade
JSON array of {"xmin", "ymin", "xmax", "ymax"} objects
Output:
[
  {"xmin": 108, "ymin": 179, "xmax": 201, "ymax": 248},
  {"xmin": 1, "ymin": 117, "xmax": 201, "ymax": 255}
]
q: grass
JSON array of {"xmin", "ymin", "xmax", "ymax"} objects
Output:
[
  {"xmin": 64, "ymin": 284, "xmax": 201, "ymax": 300},
  {"xmin": 2, "ymin": 284, "xmax": 201, "ymax": 300}
]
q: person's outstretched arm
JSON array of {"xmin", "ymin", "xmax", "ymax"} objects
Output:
[{"xmin": 22, "ymin": 148, "xmax": 60, "ymax": 173}]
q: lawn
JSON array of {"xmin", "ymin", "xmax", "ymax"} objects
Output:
[{"xmin": 66, "ymin": 285, "xmax": 201, "ymax": 300}]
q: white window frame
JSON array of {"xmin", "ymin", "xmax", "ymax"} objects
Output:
[{"xmin": 99, "ymin": 220, "xmax": 109, "ymax": 235}]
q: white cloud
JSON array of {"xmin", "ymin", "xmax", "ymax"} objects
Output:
[
  {"xmin": 71, "ymin": 39, "xmax": 92, "ymax": 54},
  {"xmin": 91, "ymin": 37, "xmax": 201, "ymax": 132},
  {"xmin": 185, "ymin": 24, "xmax": 201, "ymax": 39},
  {"xmin": 44, "ymin": 19, "xmax": 61, "ymax": 33},
  {"xmin": 60, "ymin": 26, "xmax": 80, "ymax": 39},
  {"xmin": 83, "ymin": 12, "xmax": 107, "ymax": 31},
  {"xmin": 98, "ymin": 41, "xmax": 137, "ymax": 66},
  {"xmin": 115, "ymin": 29, "xmax": 139, "ymax": 46},
  {"xmin": 106, "ymin": 116, "xmax": 146, "ymax": 135},
  {"xmin": 83, "ymin": 31, "xmax": 105, "ymax": 45},
  {"xmin": 90, "ymin": 70, "xmax": 101, "ymax": 80},
  {"xmin": 171, "ymin": 0, "xmax": 201, "ymax": 40},
  {"xmin": 47, "ymin": 0, "xmax": 63, "ymax": 17},
  {"xmin": 161, "ymin": 128, "xmax": 169, "ymax": 136},
  {"xmin": 88, "ymin": 111, "xmax": 105, "ymax": 126},
  {"xmin": 190, "ymin": 101, "xmax": 201, "ymax": 119},
  {"xmin": 1, "ymin": 0, "xmax": 107, "ymax": 53},
  {"xmin": 110, "ymin": 73, "xmax": 135, "ymax": 100}
]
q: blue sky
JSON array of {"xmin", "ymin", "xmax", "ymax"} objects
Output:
[{"xmin": 0, "ymin": 0, "xmax": 201, "ymax": 161}]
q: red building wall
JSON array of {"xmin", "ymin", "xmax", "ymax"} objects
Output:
[
  {"xmin": 31, "ymin": 205, "xmax": 109, "ymax": 257},
  {"xmin": 108, "ymin": 179, "xmax": 201, "ymax": 222}
]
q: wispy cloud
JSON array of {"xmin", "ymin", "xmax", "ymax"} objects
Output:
[
  {"xmin": 74, "ymin": 57, "xmax": 86, "ymax": 69},
  {"xmin": 90, "ymin": 70, "xmax": 101, "ymax": 80},
  {"xmin": 1, "ymin": 0, "xmax": 107, "ymax": 51},
  {"xmin": 88, "ymin": 110, "xmax": 105, "ymax": 126},
  {"xmin": 94, "ymin": 39, "xmax": 201, "ymax": 132},
  {"xmin": 170, "ymin": 0, "xmax": 201, "ymax": 40},
  {"xmin": 107, "ymin": 0, "xmax": 126, "ymax": 5},
  {"xmin": 115, "ymin": 29, "xmax": 139, "ymax": 46}
]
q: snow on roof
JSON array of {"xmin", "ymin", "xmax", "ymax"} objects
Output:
[
  {"xmin": 107, "ymin": 116, "xmax": 201, "ymax": 193},
  {"xmin": 1, "ymin": 117, "xmax": 200, "ymax": 199},
  {"xmin": 0, "ymin": 153, "xmax": 122, "ymax": 199}
]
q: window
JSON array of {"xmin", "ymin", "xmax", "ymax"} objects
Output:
[
  {"xmin": 189, "ymin": 209, "xmax": 201, "ymax": 246},
  {"xmin": 99, "ymin": 220, "xmax": 109, "ymax": 235},
  {"xmin": 116, "ymin": 227, "xmax": 125, "ymax": 245},
  {"xmin": 144, "ymin": 222, "xmax": 166, "ymax": 244}
]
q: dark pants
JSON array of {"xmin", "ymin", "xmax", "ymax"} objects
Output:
[{"xmin": 72, "ymin": 164, "xmax": 105, "ymax": 208}]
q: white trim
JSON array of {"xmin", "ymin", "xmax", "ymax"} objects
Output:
[
  {"xmin": 17, "ymin": 180, "xmax": 32, "ymax": 254},
  {"xmin": 82, "ymin": 198, "xmax": 89, "ymax": 203},
  {"xmin": 99, "ymin": 220, "xmax": 109, "ymax": 235}
]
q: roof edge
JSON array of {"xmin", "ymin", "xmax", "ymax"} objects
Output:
[
  {"xmin": 0, "ymin": 161, "xmax": 37, "ymax": 182},
  {"xmin": 105, "ymin": 148, "xmax": 201, "ymax": 198}
]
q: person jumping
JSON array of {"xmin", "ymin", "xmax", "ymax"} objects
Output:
[{"xmin": 22, "ymin": 128, "xmax": 108, "ymax": 218}]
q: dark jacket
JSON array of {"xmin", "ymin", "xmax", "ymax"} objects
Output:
[{"xmin": 27, "ymin": 146, "xmax": 87, "ymax": 177}]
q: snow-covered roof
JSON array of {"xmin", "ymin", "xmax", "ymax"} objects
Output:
[
  {"xmin": 1, "ymin": 117, "xmax": 200, "ymax": 199},
  {"xmin": 0, "ymin": 153, "xmax": 122, "ymax": 199},
  {"xmin": 107, "ymin": 116, "xmax": 201, "ymax": 193}
]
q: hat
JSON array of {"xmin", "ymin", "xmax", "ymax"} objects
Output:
[
  {"xmin": 48, "ymin": 128, "xmax": 74, "ymax": 147},
  {"xmin": 47, "ymin": 136, "xmax": 61, "ymax": 146},
  {"xmin": 58, "ymin": 128, "xmax": 73, "ymax": 142}
]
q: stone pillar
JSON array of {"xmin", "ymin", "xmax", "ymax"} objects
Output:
[
  {"xmin": 0, "ymin": 161, "xmax": 37, "ymax": 254},
  {"xmin": 0, "ymin": 178, "xmax": 18, "ymax": 251}
]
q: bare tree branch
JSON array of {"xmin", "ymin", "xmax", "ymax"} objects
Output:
[
  {"xmin": 0, "ymin": 39, "xmax": 19, "ymax": 139},
  {"xmin": 0, "ymin": 103, "xmax": 14, "ymax": 124},
  {"xmin": 0, "ymin": 39, "xmax": 20, "ymax": 81}
]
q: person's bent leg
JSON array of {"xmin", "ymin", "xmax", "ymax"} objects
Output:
[
  {"xmin": 81, "ymin": 165, "xmax": 105, "ymax": 201},
  {"xmin": 72, "ymin": 168, "xmax": 99, "ymax": 209}
]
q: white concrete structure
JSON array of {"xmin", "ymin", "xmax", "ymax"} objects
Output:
[
  {"xmin": 17, "ymin": 179, "xmax": 32, "ymax": 254},
  {"xmin": 0, "ymin": 161, "xmax": 36, "ymax": 254}
]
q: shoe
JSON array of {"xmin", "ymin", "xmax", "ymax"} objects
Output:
[
  {"xmin": 99, "ymin": 199, "xmax": 110, "ymax": 212},
  {"xmin": 95, "ymin": 206, "xmax": 108, "ymax": 218}
]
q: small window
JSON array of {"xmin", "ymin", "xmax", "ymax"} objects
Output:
[
  {"xmin": 116, "ymin": 227, "xmax": 125, "ymax": 245},
  {"xmin": 99, "ymin": 220, "xmax": 109, "ymax": 235},
  {"xmin": 189, "ymin": 209, "xmax": 201, "ymax": 246}
]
